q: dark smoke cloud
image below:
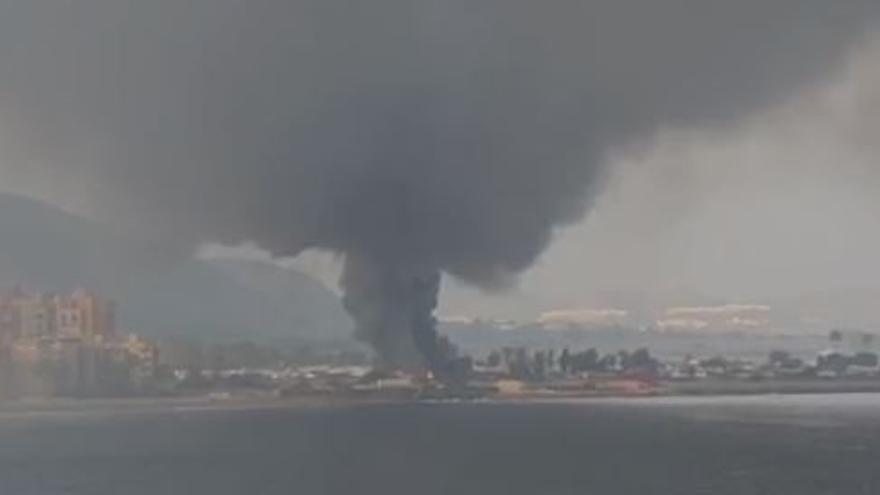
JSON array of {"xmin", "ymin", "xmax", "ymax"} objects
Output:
[
  {"xmin": 341, "ymin": 254, "xmax": 443, "ymax": 369},
  {"xmin": 0, "ymin": 1, "xmax": 877, "ymax": 367}
]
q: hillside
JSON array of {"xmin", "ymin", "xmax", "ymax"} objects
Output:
[{"xmin": 0, "ymin": 193, "xmax": 352, "ymax": 343}]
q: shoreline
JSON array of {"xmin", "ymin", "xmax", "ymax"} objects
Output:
[
  {"xmin": 662, "ymin": 377, "xmax": 880, "ymax": 396},
  {"xmin": 505, "ymin": 377, "xmax": 880, "ymax": 400},
  {"xmin": 0, "ymin": 395, "xmax": 395, "ymax": 417},
  {"xmin": 3, "ymin": 379, "xmax": 880, "ymax": 414}
]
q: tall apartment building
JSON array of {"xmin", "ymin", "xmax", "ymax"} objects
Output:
[
  {"xmin": 17, "ymin": 294, "xmax": 53, "ymax": 339},
  {"xmin": 0, "ymin": 287, "xmax": 115, "ymax": 342},
  {"xmin": 0, "ymin": 287, "xmax": 156, "ymax": 398},
  {"xmin": 54, "ymin": 289, "xmax": 116, "ymax": 340}
]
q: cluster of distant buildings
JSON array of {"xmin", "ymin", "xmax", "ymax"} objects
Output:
[
  {"xmin": 3, "ymin": 288, "xmax": 877, "ymax": 402},
  {"xmin": 116, "ymin": 333, "xmax": 880, "ymax": 402},
  {"xmin": 442, "ymin": 304, "xmax": 786, "ymax": 337},
  {"xmin": 655, "ymin": 304, "xmax": 772, "ymax": 333},
  {"xmin": 0, "ymin": 287, "xmax": 158, "ymax": 398},
  {"xmin": 533, "ymin": 304, "xmax": 774, "ymax": 333}
]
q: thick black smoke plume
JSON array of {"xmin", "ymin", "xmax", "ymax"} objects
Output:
[
  {"xmin": 342, "ymin": 254, "xmax": 444, "ymax": 370},
  {"xmin": 0, "ymin": 1, "xmax": 878, "ymax": 368}
]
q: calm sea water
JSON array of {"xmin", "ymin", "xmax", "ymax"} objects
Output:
[{"xmin": 0, "ymin": 394, "xmax": 878, "ymax": 495}]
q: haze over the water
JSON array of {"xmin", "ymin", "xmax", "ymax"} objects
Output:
[{"xmin": 0, "ymin": 2, "xmax": 878, "ymax": 359}]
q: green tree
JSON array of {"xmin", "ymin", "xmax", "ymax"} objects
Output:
[
  {"xmin": 830, "ymin": 329, "xmax": 844, "ymax": 344},
  {"xmin": 559, "ymin": 348, "xmax": 571, "ymax": 374},
  {"xmin": 486, "ymin": 350, "xmax": 502, "ymax": 368}
]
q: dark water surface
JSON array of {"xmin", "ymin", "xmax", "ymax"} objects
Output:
[{"xmin": 0, "ymin": 394, "xmax": 878, "ymax": 494}]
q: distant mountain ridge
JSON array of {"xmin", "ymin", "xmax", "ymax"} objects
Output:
[{"xmin": 0, "ymin": 193, "xmax": 353, "ymax": 343}]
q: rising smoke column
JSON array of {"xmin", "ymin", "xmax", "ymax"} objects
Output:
[
  {"xmin": 341, "ymin": 254, "xmax": 444, "ymax": 370},
  {"xmin": 0, "ymin": 1, "xmax": 878, "ymax": 369}
]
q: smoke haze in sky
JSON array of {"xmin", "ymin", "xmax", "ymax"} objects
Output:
[
  {"xmin": 439, "ymin": 31, "xmax": 880, "ymax": 320},
  {"xmin": 0, "ymin": 1, "xmax": 878, "ymax": 360}
]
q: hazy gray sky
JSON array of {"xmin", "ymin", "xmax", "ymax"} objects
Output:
[
  {"xmin": 440, "ymin": 32, "xmax": 880, "ymax": 319},
  {"xmin": 0, "ymin": 2, "xmax": 877, "ymax": 322},
  {"xmin": 213, "ymin": 32, "xmax": 880, "ymax": 321}
]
